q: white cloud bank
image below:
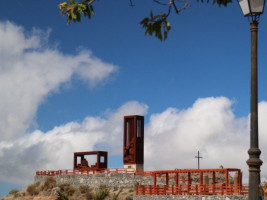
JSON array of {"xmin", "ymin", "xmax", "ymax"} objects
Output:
[
  {"xmin": 1, "ymin": 96, "xmax": 267, "ymax": 186},
  {"xmin": 0, "ymin": 21, "xmax": 118, "ymax": 140},
  {"xmin": 1, "ymin": 21, "xmax": 267, "ymax": 188}
]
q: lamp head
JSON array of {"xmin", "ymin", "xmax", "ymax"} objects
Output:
[{"xmin": 238, "ymin": 0, "xmax": 265, "ymax": 18}]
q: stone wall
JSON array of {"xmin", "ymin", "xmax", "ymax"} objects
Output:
[
  {"xmin": 35, "ymin": 173, "xmax": 153, "ymax": 188},
  {"xmin": 35, "ymin": 174, "xmax": 248, "ymax": 200},
  {"xmin": 133, "ymin": 195, "xmax": 248, "ymax": 200}
]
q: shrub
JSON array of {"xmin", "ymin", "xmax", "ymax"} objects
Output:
[
  {"xmin": 71, "ymin": 189, "xmax": 82, "ymax": 200},
  {"xmin": 94, "ymin": 187, "xmax": 109, "ymax": 200},
  {"xmin": 111, "ymin": 189, "xmax": 121, "ymax": 200},
  {"xmin": 128, "ymin": 188, "xmax": 134, "ymax": 192},
  {"xmin": 43, "ymin": 177, "xmax": 56, "ymax": 191},
  {"xmin": 85, "ymin": 191, "xmax": 94, "ymax": 200},
  {"xmin": 57, "ymin": 190, "xmax": 69, "ymax": 200},
  {"xmin": 125, "ymin": 196, "xmax": 133, "ymax": 200},
  {"xmin": 9, "ymin": 189, "xmax": 19, "ymax": 196},
  {"xmin": 26, "ymin": 184, "xmax": 39, "ymax": 196},
  {"xmin": 79, "ymin": 185, "xmax": 90, "ymax": 194},
  {"xmin": 58, "ymin": 183, "xmax": 76, "ymax": 196}
]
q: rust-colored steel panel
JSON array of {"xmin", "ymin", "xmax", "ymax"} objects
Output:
[
  {"xmin": 73, "ymin": 151, "xmax": 108, "ymax": 171},
  {"xmin": 123, "ymin": 115, "xmax": 144, "ymax": 165}
]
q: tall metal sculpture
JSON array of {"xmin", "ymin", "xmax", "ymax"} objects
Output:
[{"xmin": 123, "ymin": 115, "xmax": 144, "ymax": 172}]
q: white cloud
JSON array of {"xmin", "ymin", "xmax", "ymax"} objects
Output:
[
  {"xmin": 0, "ymin": 101, "xmax": 148, "ymax": 185},
  {"xmin": 0, "ymin": 21, "xmax": 118, "ymax": 140},
  {"xmin": 145, "ymin": 97, "xmax": 249, "ymax": 173},
  {"xmin": 2, "ymin": 97, "xmax": 267, "ymax": 187},
  {"xmin": 1, "ymin": 21, "xmax": 267, "ymax": 189}
]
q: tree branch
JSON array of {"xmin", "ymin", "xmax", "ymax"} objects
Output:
[
  {"xmin": 129, "ymin": 0, "xmax": 135, "ymax": 7},
  {"xmin": 153, "ymin": 0, "xmax": 169, "ymax": 6}
]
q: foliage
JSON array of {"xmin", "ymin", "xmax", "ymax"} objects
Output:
[
  {"xmin": 94, "ymin": 186, "xmax": 109, "ymax": 200},
  {"xmin": 43, "ymin": 177, "xmax": 56, "ymax": 191},
  {"xmin": 198, "ymin": 0, "xmax": 232, "ymax": 6},
  {"xmin": 59, "ymin": 0, "xmax": 95, "ymax": 24},
  {"xmin": 111, "ymin": 189, "xmax": 122, "ymax": 200},
  {"xmin": 58, "ymin": 183, "xmax": 76, "ymax": 196},
  {"xmin": 58, "ymin": 0, "xmax": 232, "ymax": 41},
  {"xmin": 140, "ymin": 12, "xmax": 171, "ymax": 41},
  {"xmin": 57, "ymin": 190, "xmax": 69, "ymax": 200},
  {"xmin": 79, "ymin": 185, "xmax": 91, "ymax": 194},
  {"xmin": 8, "ymin": 189, "xmax": 19, "ymax": 196},
  {"xmin": 26, "ymin": 184, "xmax": 39, "ymax": 196},
  {"xmin": 260, "ymin": 182, "xmax": 267, "ymax": 199},
  {"xmin": 86, "ymin": 190, "xmax": 94, "ymax": 200},
  {"xmin": 125, "ymin": 196, "xmax": 133, "ymax": 200}
]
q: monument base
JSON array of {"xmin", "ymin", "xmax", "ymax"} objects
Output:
[{"xmin": 123, "ymin": 164, "xmax": 144, "ymax": 172}]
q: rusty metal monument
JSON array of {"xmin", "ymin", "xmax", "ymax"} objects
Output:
[
  {"xmin": 73, "ymin": 151, "xmax": 108, "ymax": 171},
  {"xmin": 123, "ymin": 115, "xmax": 144, "ymax": 172}
]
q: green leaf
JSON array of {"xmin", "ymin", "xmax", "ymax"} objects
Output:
[
  {"xmin": 140, "ymin": 12, "xmax": 171, "ymax": 41},
  {"xmin": 59, "ymin": 0, "xmax": 96, "ymax": 24}
]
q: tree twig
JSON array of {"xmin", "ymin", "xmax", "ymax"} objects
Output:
[
  {"xmin": 153, "ymin": 0, "xmax": 169, "ymax": 5},
  {"xmin": 129, "ymin": 0, "xmax": 135, "ymax": 7}
]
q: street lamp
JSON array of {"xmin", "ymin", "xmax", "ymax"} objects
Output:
[{"xmin": 238, "ymin": 0, "xmax": 265, "ymax": 199}]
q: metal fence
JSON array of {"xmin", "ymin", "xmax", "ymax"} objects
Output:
[
  {"xmin": 136, "ymin": 184, "xmax": 249, "ymax": 195},
  {"xmin": 36, "ymin": 168, "xmax": 138, "ymax": 176}
]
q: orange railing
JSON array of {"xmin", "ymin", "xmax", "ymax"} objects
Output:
[
  {"xmin": 136, "ymin": 184, "xmax": 249, "ymax": 195},
  {"xmin": 36, "ymin": 168, "xmax": 140, "ymax": 176}
]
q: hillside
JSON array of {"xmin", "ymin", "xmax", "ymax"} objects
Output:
[{"xmin": 1, "ymin": 177, "xmax": 134, "ymax": 200}]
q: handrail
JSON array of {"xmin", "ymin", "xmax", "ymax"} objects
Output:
[
  {"xmin": 36, "ymin": 168, "xmax": 140, "ymax": 176},
  {"xmin": 136, "ymin": 184, "xmax": 249, "ymax": 195},
  {"xmin": 36, "ymin": 168, "xmax": 157, "ymax": 176}
]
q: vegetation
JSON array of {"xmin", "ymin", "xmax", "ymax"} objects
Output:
[
  {"xmin": 8, "ymin": 189, "xmax": 19, "ymax": 196},
  {"xmin": 3, "ymin": 182, "xmax": 134, "ymax": 200},
  {"xmin": 8, "ymin": 189, "xmax": 20, "ymax": 198},
  {"xmin": 79, "ymin": 185, "xmax": 91, "ymax": 194},
  {"xmin": 42, "ymin": 177, "xmax": 57, "ymax": 191},
  {"xmin": 59, "ymin": 183, "xmax": 76, "ymax": 196},
  {"xmin": 26, "ymin": 184, "xmax": 39, "ymax": 196},
  {"xmin": 57, "ymin": 190, "xmax": 70, "ymax": 200},
  {"xmin": 260, "ymin": 182, "xmax": 267, "ymax": 199},
  {"xmin": 111, "ymin": 189, "xmax": 122, "ymax": 200},
  {"xmin": 94, "ymin": 186, "xmax": 109, "ymax": 200},
  {"xmin": 58, "ymin": 0, "xmax": 232, "ymax": 41}
]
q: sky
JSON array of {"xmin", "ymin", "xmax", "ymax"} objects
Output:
[{"xmin": 0, "ymin": 0, "xmax": 267, "ymax": 197}]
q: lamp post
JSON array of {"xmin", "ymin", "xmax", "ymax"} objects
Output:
[{"xmin": 238, "ymin": 0, "xmax": 265, "ymax": 199}]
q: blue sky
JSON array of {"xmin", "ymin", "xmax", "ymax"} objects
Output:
[{"xmin": 0, "ymin": 0, "xmax": 267, "ymax": 197}]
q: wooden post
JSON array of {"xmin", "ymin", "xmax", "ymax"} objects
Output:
[
  {"xmin": 188, "ymin": 172, "xmax": 191, "ymax": 194},
  {"xmin": 176, "ymin": 172, "xmax": 179, "ymax": 195},
  {"xmin": 225, "ymin": 169, "xmax": 229, "ymax": 195},
  {"xmin": 166, "ymin": 173, "xmax": 169, "ymax": 186},
  {"xmin": 153, "ymin": 172, "xmax": 157, "ymax": 187},
  {"xmin": 215, "ymin": 172, "xmax": 216, "ymax": 194},
  {"xmin": 200, "ymin": 172, "xmax": 203, "ymax": 195}
]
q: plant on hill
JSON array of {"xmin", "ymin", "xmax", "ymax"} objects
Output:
[
  {"xmin": 42, "ymin": 177, "xmax": 56, "ymax": 191},
  {"xmin": 94, "ymin": 186, "xmax": 109, "ymax": 200},
  {"xmin": 8, "ymin": 189, "xmax": 20, "ymax": 198},
  {"xmin": 26, "ymin": 184, "xmax": 39, "ymax": 196},
  {"xmin": 86, "ymin": 190, "xmax": 94, "ymax": 200},
  {"xmin": 8, "ymin": 189, "xmax": 19, "ymax": 196},
  {"xmin": 111, "ymin": 189, "xmax": 122, "ymax": 200},
  {"xmin": 79, "ymin": 185, "xmax": 91, "ymax": 194},
  {"xmin": 57, "ymin": 190, "xmax": 69, "ymax": 200},
  {"xmin": 125, "ymin": 196, "xmax": 133, "ymax": 200},
  {"xmin": 59, "ymin": 183, "xmax": 76, "ymax": 196}
]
